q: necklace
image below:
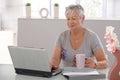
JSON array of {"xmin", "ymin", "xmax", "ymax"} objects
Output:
[{"xmin": 70, "ymin": 28, "xmax": 85, "ymax": 44}]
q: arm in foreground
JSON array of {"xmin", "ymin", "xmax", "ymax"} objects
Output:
[
  {"xmin": 85, "ymin": 49, "xmax": 108, "ymax": 69},
  {"xmin": 50, "ymin": 46, "xmax": 62, "ymax": 70}
]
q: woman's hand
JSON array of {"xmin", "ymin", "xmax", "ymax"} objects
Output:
[
  {"xmin": 50, "ymin": 46, "xmax": 61, "ymax": 70},
  {"xmin": 49, "ymin": 59, "xmax": 59, "ymax": 70},
  {"xmin": 85, "ymin": 57, "xmax": 96, "ymax": 68}
]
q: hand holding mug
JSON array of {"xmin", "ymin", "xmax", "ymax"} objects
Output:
[{"xmin": 85, "ymin": 57, "xmax": 96, "ymax": 68}]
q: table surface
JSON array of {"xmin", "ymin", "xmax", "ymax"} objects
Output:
[{"xmin": 0, "ymin": 64, "xmax": 108, "ymax": 80}]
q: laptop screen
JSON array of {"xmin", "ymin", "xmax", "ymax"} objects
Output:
[{"xmin": 8, "ymin": 46, "xmax": 51, "ymax": 72}]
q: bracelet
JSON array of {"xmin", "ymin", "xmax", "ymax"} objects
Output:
[{"xmin": 94, "ymin": 62, "xmax": 97, "ymax": 68}]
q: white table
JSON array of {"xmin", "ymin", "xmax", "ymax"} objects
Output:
[{"xmin": 0, "ymin": 64, "xmax": 108, "ymax": 80}]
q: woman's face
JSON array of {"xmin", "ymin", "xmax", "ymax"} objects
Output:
[{"xmin": 66, "ymin": 11, "xmax": 84, "ymax": 30}]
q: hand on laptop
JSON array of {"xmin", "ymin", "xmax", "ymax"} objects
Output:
[{"xmin": 50, "ymin": 60, "xmax": 59, "ymax": 70}]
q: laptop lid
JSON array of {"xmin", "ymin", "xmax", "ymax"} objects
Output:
[{"xmin": 8, "ymin": 46, "xmax": 53, "ymax": 77}]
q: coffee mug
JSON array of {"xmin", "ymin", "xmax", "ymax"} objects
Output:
[{"xmin": 75, "ymin": 54, "xmax": 85, "ymax": 69}]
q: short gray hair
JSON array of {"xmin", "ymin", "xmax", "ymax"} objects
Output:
[{"xmin": 65, "ymin": 4, "xmax": 85, "ymax": 17}]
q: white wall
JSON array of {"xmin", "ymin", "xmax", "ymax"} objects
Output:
[
  {"xmin": 0, "ymin": 0, "xmax": 120, "ymax": 32},
  {"xmin": 0, "ymin": 31, "xmax": 15, "ymax": 64},
  {"xmin": 114, "ymin": 0, "xmax": 120, "ymax": 17},
  {"xmin": 0, "ymin": 0, "xmax": 23, "ymax": 32},
  {"xmin": 0, "ymin": 15, "xmax": 1, "ymax": 30},
  {"xmin": 106, "ymin": 0, "xmax": 114, "ymax": 18},
  {"xmin": 107, "ymin": 0, "xmax": 120, "ymax": 18}
]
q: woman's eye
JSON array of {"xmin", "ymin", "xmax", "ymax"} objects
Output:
[
  {"xmin": 72, "ymin": 17, "xmax": 76, "ymax": 20},
  {"xmin": 67, "ymin": 18, "xmax": 70, "ymax": 20}
]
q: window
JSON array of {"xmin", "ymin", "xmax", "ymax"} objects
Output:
[
  {"xmin": 23, "ymin": 0, "xmax": 106, "ymax": 18},
  {"xmin": 80, "ymin": 0, "xmax": 106, "ymax": 18},
  {"xmin": 51, "ymin": 0, "xmax": 76, "ymax": 18}
]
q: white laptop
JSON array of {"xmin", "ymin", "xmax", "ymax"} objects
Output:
[{"xmin": 8, "ymin": 46, "xmax": 62, "ymax": 77}]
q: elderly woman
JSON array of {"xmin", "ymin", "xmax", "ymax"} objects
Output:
[{"xmin": 50, "ymin": 4, "xmax": 108, "ymax": 69}]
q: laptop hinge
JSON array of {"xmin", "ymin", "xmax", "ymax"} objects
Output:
[{"xmin": 15, "ymin": 68, "xmax": 52, "ymax": 77}]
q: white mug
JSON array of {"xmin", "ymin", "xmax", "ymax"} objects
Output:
[{"xmin": 75, "ymin": 54, "xmax": 85, "ymax": 69}]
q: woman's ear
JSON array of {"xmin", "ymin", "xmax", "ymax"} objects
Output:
[{"xmin": 81, "ymin": 15, "xmax": 85, "ymax": 24}]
